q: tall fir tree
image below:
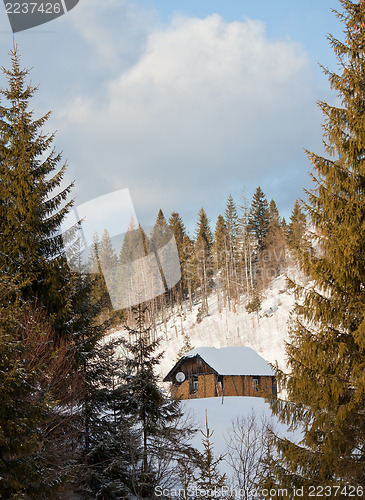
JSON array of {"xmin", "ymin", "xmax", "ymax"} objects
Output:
[
  {"xmin": 194, "ymin": 208, "xmax": 213, "ymax": 313},
  {"xmin": 224, "ymin": 194, "xmax": 239, "ymax": 249},
  {"xmin": 224, "ymin": 194, "xmax": 241, "ymax": 302},
  {"xmin": 248, "ymin": 186, "xmax": 270, "ymax": 252},
  {"xmin": 169, "ymin": 211, "xmax": 192, "ymax": 300},
  {"xmin": 121, "ymin": 304, "xmax": 194, "ymax": 497},
  {"xmin": 261, "ymin": 199, "xmax": 287, "ymax": 283},
  {"xmin": 287, "ymin": 199, "xmax": 308, "ymax": 253},
  {"xmin": 0, "ymin": 277, "xmax": 79, "ymax": 498},
  {"xmin": 266, "ymin": 0, "xmax": 365, "ymax": 491},
  {"xmin": 213, "ymin": 214, "xmax": 228, "ymax": 272},
  {"xmin": 0, "ymin": 47, "xmax": 73, "ymax": 330}
]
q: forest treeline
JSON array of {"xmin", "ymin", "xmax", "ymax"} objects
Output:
[{"xmin": 90, "ymin": 189, "xmax": 308, "ymax": 331}]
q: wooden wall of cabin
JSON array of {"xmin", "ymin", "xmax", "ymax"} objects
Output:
[
  {"xmin": 171, "ymin": 379, "xmax": 190, "ymax": 399},
  {"xmin": 170, "ymin": 374, "xmax": 276, "ymax": 400}
]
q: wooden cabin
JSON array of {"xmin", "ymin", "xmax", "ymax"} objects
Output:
[{"xmin": 163, "ymin": 346, "xmax": 277, "ymax": 400}]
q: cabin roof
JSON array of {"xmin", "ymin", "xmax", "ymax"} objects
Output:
[{"xmin": 164, "ymin": 346, "xmax": 275, "ymax": 381}]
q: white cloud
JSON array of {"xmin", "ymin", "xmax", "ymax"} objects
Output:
[{"xmin": 57, "ymin": 12, "xmax": 321, "ymax": 226}]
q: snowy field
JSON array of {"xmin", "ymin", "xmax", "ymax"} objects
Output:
[{"xmin": 183, "ymin": 395, "xmax": 299, "ymax": 453}]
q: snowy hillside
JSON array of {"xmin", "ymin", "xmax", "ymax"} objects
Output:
[{"xmin": 155, "ymin": 274, "xmax": 294, "ymax": 379}]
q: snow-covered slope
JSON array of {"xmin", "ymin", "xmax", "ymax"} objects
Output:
[{"xmin": 156, "ymin": 274, "xmax": 294, "ymax": 379}]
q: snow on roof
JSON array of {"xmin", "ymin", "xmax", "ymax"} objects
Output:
[{"xmin": 184, "ymin": 346, "xmax": 275, "ymax": 376}]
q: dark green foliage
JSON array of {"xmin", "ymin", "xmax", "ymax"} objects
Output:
[
  {"xmin": 0, "ymin": 47, "xmax": 73, "ymax": 329},
  {"xmin": 169, "ymin": 211, "xmax": 193, "ymax": 299},
  {"xmin": 248, "ymin": 186, "xmax": 270, "ymax": 251},
  {"xmin": 195, "ymin": 207, "xmax": 213, "ymax": 251},
  {"xmin": 266, "ymin": 0, "xmax": 365, "ymax": 491},
  {"xmin": 0, "ymin": 282, "xmax": 78, "ymax": 498},
  {"xmin": 245, "ymin": 288, "xmax": 261, "ymax": 314},
  {"xmin": 224, "ymin": 194, "xmax": 239, "ymax": 251},
  {"xmin": 78, "ymin": 336, "xmax": 138, "ymax": 499},
  {"xmin": 121, "ymin": 304, "xmax": 195, "ymax": 497},
  {"xmin": 194, "ymin": 208, "xmax": 213, "ymax": 312},
  {"xmin": 214, "ymin": 214, "xmax": 228, "ymax": 271}
]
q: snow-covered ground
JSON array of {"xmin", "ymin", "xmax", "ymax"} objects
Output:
[
  {"xmin": 156, "ymin": 274, "xmax": 294, "ymax": 379},
  {"xmin": 180, "ymin": 396, "xmax": 301, "ymax": 488},
  {"xmin": 184, "ymin": 395, "xmax": 299, "ymax": 453}
]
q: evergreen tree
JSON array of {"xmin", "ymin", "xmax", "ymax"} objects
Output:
[
  {"xmin": 0, "ymin": 47, "xmax": 73, "ymax": 330},
  {"xmin": 248, "ymin": 186, "xmax": 270, "ymax": 252},
  {"xmin": 194, "ymin": 208, "xmax": 213, "ymax": 313},
  {"xmin": 224, "ymin": 194, "xmax": 239, "ymax": 250},
  {"xmin": 154, "ymin": 208, "xmax": 167, "ymax": 228},
  {"xmin": 78, "ymin": 336, "xmax": 137, "ymax": 499},
  {"xmin": 213, "ymin": 214, "xmax": 228, "ymax": 271},
  {"xmin": 151, "ymin": 209, "xmax": 170, "ymax": 290},
  {"xmin": 99, "ymin": 229, "xmax": 118, "ymax": 270},
  {"xmin": 169, "ymin": 212, "xmax": 192, "ymax": 300},
  {"xmin": 118, "ymin": 220, "xmax": 150, "ymax": 316},
  {"xmin": 121, "ymin": 304, "xmax": 193, "ymax": 497},
  {"xmin": 261, "ymin": 199, "xmax": 287, "ymax": 283},
  {"xmin": 0, "ymin": 279, "xmax": 78, "ymax": 498},
  {"xmin": 266, "ymin": 0, "xmax": 365, "ymax": 491},
  {"xmin": 195, "ymin": 413, "xmax": 228, "ymax": 499},
  {"xmin": 176, "ymin": 334, "xmax": 195, "ymax": 361},
  {"xmin": 86, "ymin": 231, "xmax": 120, "ymax": 325},
  {"xmin": 287, "ymin": 199, "xmax": 308, "ymax": 253},
  {"xmin": 213, "ymin": 214, "xmax": 230, "ymax": 308}
]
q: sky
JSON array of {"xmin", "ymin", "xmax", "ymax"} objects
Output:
[{"xmin": 0, "ymin": 0, "xmax": 345, "ymax": 234}]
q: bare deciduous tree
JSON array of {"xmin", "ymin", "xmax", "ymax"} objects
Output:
[{"xmin": 224, "ymin": 411, "xmax": 276, "ymax": 499}]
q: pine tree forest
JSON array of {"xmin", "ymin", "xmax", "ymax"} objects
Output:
[{"xmin": 1, "ymin": 0, "xmax": 365, "ymax": 497}]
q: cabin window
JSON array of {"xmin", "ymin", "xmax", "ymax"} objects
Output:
[
  {"xmin": 253, "ymin": 378, "xmax": 260, "ymax": 391},
  {"xmin": 190, "ymin": 376, "xmax": 199, "ymax": 394}
]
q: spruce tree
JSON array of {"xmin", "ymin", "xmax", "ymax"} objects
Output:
[
  {"xmin": 169, "ymin": 212, "xmax": 192, "ymax": 300},
  {"xmin": 0, "ymin": 47, "xmax": 73, "ymax": 329},
  {"xmin": 262, "ymin": 199, "xmax": 287, "ymax": 281},
  {"xmin": 248, "ymin": 186, "xmax": 269, "ymax": 251},
  {"xmin": 0, "ymin": 278, "xmax": 78, "ymax": 498},
  {"xmin": 78, "ymin": 336, "xmax": 137, "ymax": 499},
  {"xmin": 195, "ymin": 413, "xmax": 228, "ymax": 499},
  {"xmin": 267, "ymin": 0, "xmax": 365, "ymax": 491},
  {"xmin": 287, "ymin": 199, "xmax": 308, "ymax": 253},
  {"xmin": 194, "ymin": 208, "xmax": 213, "ymax": 313},
  {"xmin": 224, "ymin": 194, "xmax": 239, "ymax": 250},
  {"xmin": 121, "ymin": 304, "xmax": 193, "ymax": 497},
  {"xmin": 154, "ymin": 208, "xmax": 167, "ymax": 228},
  {"xmin": 213, "ymin": 214, "xmax": 228, "ymax": 271},
  {"xmin": 224, "ymin": 195, "xmax": 241, "ymax": 302},
  {"xmin": 176, "ymin": 334, "xmax": 195, "ymax": 361}
]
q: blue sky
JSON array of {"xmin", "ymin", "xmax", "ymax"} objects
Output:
[{"xmin": 0, "ymin": 0, "xmax": 345, "ymax": 233}]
